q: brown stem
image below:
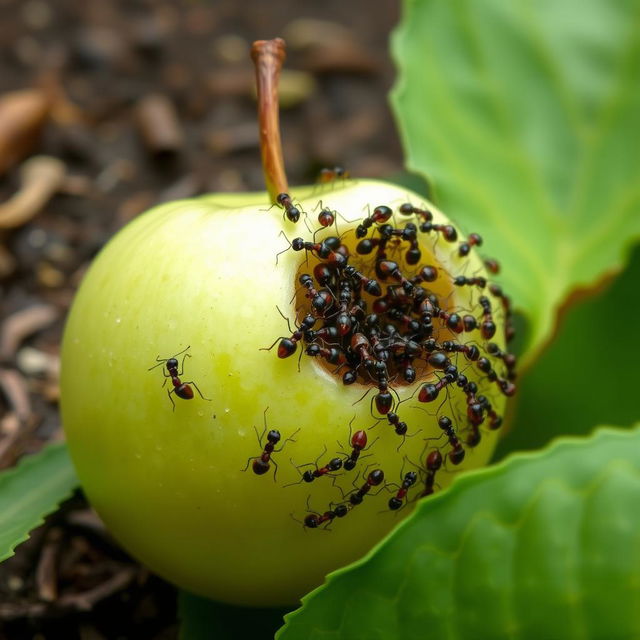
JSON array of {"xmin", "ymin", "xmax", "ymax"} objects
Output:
[{"xmin": 251, "ymin": 38, "xmax": 288, "ymax": 204}]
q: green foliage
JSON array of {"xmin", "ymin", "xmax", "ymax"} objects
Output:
[
  {"xmin": 496, "ymin": 245, "xmax": 640, "ymax": 459},
  {"xmin": 391, "ymin": 0, "xmax": 640, "ymax": 366},
  {"xmin": 0, "ymin": 442, "xmax": 78, "ymax": 562},
  {"xmin": 278, "ymin": 425, "xmax": 640, "ymax": 640},
  {"xmin": 178, "ymin": 590, "xmax": 288, "ymax": 640}
]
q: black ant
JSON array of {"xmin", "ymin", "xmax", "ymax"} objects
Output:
[
  {"xmin": 286, "ymin": 445, "xmax": 343, "ymax": 486},
  {"xmin": 476, "ymin": 357, "xmax": 516, "ymax": 396},
  {"xmin": 419, "ymin": 221, "xmax": 457, "ymax": 242},
  {"xmin": 418, "ymin": 365, "xmax": 459, "ymax": 403},
  {"xmin": 437, "ymin": 416, "xmax": 465, "ymax": 465},
  {"xmin": 303, "ymin": 503, "xmax": 349, "ymax": 529},
  {"xmin": 276, "ymin": 192, "xmax": 301, "ymax": 223},
  {"xmin": 398, "ymin": 202, "xmax": 433, "ymax": 222},
  {"xmin": 299, "ymin": 274, "xmax": 334, "ymax": 315},
  {"xmin": 375, "ymin": 259, "xmax": 416, "ymax": 296},
  {"xmin": 148, "ymin": 346, "xmax": 209, "ymax": 410},
  {"xmin": 305, "ymin": 343, "xmax": 347, "ymax": 366},
  {"xmin": 242, "ymin": 408, "xmax": 299, "ymax": 480},
  {"xmin": 478, "ymin": 296, "xmax": 496, "ymax": 339},
  {"xmin": 342, "ymin": 468, "xmax": 385, "ymax": 506},
  {"xmin": 458, "ymin": 232, "xmax": 483, "ymax": 257},
  {"xmin": 355, "ymin": 205, "xmax": 393, "ymax": 238},
  {"xmin": 387, "ymin": 471, "xmax": 418, "ymax": 510},
  {"xmin": 260, "ymin": 308, "xmax": 316, "ymax": 360},
  {"xmin": 343, "ymin": 265, "xmax": 382, "ymax": 296},
  {"xmin": 453, "ymin": 275, "xmax": 487, "ymax": 289}
]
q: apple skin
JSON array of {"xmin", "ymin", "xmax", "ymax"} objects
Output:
[{"xmin": 61, "ymin": 179, "xmax": 507, "ymax": 606}]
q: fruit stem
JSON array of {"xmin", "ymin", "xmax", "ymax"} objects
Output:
[{"xmin": 251, "ymin": 38, "xmax": 289, "ymax": 205}]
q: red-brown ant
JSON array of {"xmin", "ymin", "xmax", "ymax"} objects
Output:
[
  {"xmin": 476, "ymin": 357, "xmax": 516, "ymax": 396},
  {"xmin": 148, "ymin": 346, "xmax": 209, "ymax": 410},
  {"xmin": 421, "ymin": 449, "xmax": 442, "ymax": 496},
  {"xmin": 436, "ymin": 416, "xmax": 465, "ymax": 465},
  {"xmin": 418, "ymin": 365, "xmax": 459, "ymax": 403},
  {"xmin": 260, "ymin": 308, "xmax": 316, "ymax": 359},
  {"xmin": 276, "ymin": 192, "xmax": 301, "ymax": 223},
  {"xmin": 453, "ymin": 275, "xmax": 487, "ymax": 289},
  {"xmin": 458, "ymin": 233, "xmax": 483, "ymax": 257},
  {"xmin": 387, "ymin": 471, "xmax": 418, "ymax": 510},
  {"xmin": 398, "ymin": 202, "xmax": 433, "ymax": 222},
  {"xmin": 478, "ymin": 296, "xmax": 497, "ymax": 339},
  {"xmin": 356, "ymin": 205, "xmax": 393, "ymax": 238},
  {"xmin": 342, "ymin": 429, "xmax": 368, "ymax": 471},
  {"xmin": 286, "ymin": 445, "xmax": 343, "ymax": 486},
  {"xmin": 419, "ymin": 221, "xmax": 457, "ymax": 242},
  {"xmin": 343, "ymin": 468, "xmax": 385, "ymax": 505},
  {"xmin": 242, "ymin": 408, "xmax": 299, "ymax": 480},
  {"xmin": 484, "ymin": 258, "xmax": 500, "ymax": 274},
  {"xmin": 317, "ymin": 166, "xmax": 349, "ymax": 184},
  {"xmin": 303, "ymin": 503, "xmax": 349, "ymax": 529}
]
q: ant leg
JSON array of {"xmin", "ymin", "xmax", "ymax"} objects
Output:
[
  {"xmin": 275, "ymin": 231, "xmax": 292, "ymax": 266},
  {"xmin": 271, "ymin": 457, "xmax": 280, "ymax": 482},
  {"xmin": 167, "ymin": 389, "xmax": 176, "ymax": 411},
  {"xmin": 260, "ymin": 336, "xmax": 286, "ymax": 353},
  {"xmin": 188, "ymin": 382, "xmax": 210, "ymax": 401},
  {"xmin": 241, "ymin": 455, "xmax": 258, "ymax": 473},
  {"xmin": 177, "ymin": 352, "xmax": 192, "ymax": 377}
]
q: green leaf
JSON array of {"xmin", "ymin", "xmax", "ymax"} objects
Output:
[
  {"xmin": 0, "ymin": 442, "xmax": 78, "ymax": 562},
  {"xmin": 391, "ymin": 0, "xmax": 640, "ymax": 366},
  {"xmin": 277, "ymin": 424, "xmax": 640, "ymax": 640},
  {"xmin": 496, "ymin": 244, "xmax": 640, "ymax": 459},
  {"xmin": 178, "ymin": 590, "xmax": 290, "ymax": 640}
]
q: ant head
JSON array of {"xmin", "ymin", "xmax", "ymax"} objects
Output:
[
  {"xmin": 438, "ymin": 416, "xmax": 452, "ymax": 430},
  {"xmin": 166, "ymin": 358, "xmax": 178, "ymax": 369},
  {"xmin": 302, "ymin": 470, "xmax": 315, "ymax": 483},
  {"xmin": 334, "ymin": 503, "xmax": 349, "ymax": 518},
  {"xmin": 328, "ymin": 457, "xmax": 343, "ymax": 471},
  {"xmin": 368, "ymin": 469, "xmax": 385, "ymax": 486},
  {"xmin": 406, "ymin": 471, "xmax": 418, "ymax": 484},
  {"xmin": 304, "ymin": 514, "xmax": 319, "ymax": 528},
  {"xmin": 399, "ymin": 202, "xmax": 414, "ymax": 215},
  {"xmin": 292, "ymin": 238, "xmax": 305, "ymax": 251},
  {"xmin": 267, "ymin": 430, "xmax": 281, "ymax": 444},
  {"xmin": 276, "ymin": 192, "xmax": 289, "ymax": 206},
  {"xmin": 287, "ymin": 207, "xmax": 300, "ymax": 223}
]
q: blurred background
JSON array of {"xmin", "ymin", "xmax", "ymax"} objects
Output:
[{"xmin": 0, "ymin": 1, "xmax": 404, "ymax": 638}]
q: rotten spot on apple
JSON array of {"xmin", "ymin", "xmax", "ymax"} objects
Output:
[{"xmin": 60, "ymin": 38, "xmax": 517, "ymax": 607}]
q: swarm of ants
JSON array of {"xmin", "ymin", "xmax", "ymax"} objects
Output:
[{"xmin": 151, "ymin": 169, "xmax": 518, "ymax": 531}]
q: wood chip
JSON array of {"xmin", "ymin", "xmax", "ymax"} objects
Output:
[{"xmin": 0, "ymin": 304, "xmax": 59, "ymax": 361}]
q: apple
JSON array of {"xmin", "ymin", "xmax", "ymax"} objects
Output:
[{"xmin": 60, "ymin": 178, "xmax": 511, "ymax": 606}]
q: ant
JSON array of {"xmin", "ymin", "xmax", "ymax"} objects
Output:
[
  {"xmin": 419, "ymin": 221, "xmax": 457, "ymax": 242},
  {"xmin": 303, "ymin": 503, "xmax": 349, "ymax": 529},
  {"xmin": 418, "ymin": 365, "xmax": 459, "ymax": 403},
  {"xmin": 341, "ymin": 428, "xmax": 369, "ymax": 471},
  {"xmin": 299, "ymin": 274, "xmax": 334, "ymax": 315},
  {"xmin": 387, "ymin": 471, "xmax": 418, "ymax": 510},
  {"xmin": 343, "ymin": 265, "xmax": 382, "ymax": 296},
  {"xmin": 242, "ymin": 408, "xmax": 299, "ymax": 480},
  {"xmin": 148, "ymin": 346, "xmax": 209, "ymax": 410},
  {"xmin": 421, "ymin": 449, "xmax": 442, "ymax": 497},
  {"xmin": 355, "ymin": 205, "xmax": 393, "ymax": 238},
  {"xmin": 375, "ymin": 259, "xmax": 416, "ymax": 296},
  {"xmin": 286, "ymin": 445, "xmax": 343, "ymax": 486},
  {"xmin": 453, "ymin": 275, "xmax": 487, "ymax": 289},
  {"xmin": 276, "ymin": 193, "xmax": 301, "ymax": 223},
  {"xmin": 478, "ymin": 296, "xmax": 496, "ymax": 339},
  {"xmin": 484, "ymin": 258, "xmax": 500, "ymax": 274},
  {"xmin": 260, "ymin": 308, "xmax": 315, "ymax": 360},
  {"xmin": 437, "ymin": 416, "xmax": 465, "ymax": 465},
  {"xmin": 398, "ymin": 202, "xmax": 433, "ymax": 222},
  {"xmin": 317, "ymin": 166, "xmax": 349, "ymax": 184},
  {"xmin": 343, "ymin": 468, "xmax": 385, "ymax": 506},
  {"xmin": 487, "ymin": 342, "xmax": 517, "ymax": 378},
  {"xmin": 476, "ymin": 357, "xmax": 516, "ymax": 396},
  {"xmin": 458, "ymin": 232, "xmax": 483, "ymax": 257}
]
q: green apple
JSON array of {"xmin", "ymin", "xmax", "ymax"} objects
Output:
[{"xmin": 61, "ymin": 179, "xmax": 509, "ymax": 606}]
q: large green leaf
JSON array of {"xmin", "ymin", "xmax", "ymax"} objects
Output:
[
  {"xmin": 0, "ymin": 442, "xmax": 78, "ymax": 562},
  {"xmin": 496, "ymin": 244, "xmax": 640, "ymax": 459},
  {"xmin": 391, "ymin": 0, "xmax": 640, "ymax": 366},
  {"xmin": 277, "ymin": 424, "xmax": 640, "ymax": 640}
]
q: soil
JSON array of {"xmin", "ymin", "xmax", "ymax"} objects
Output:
[{"xmin": 0, "ymin": 1, "xmax": 404, "ymax": 638}]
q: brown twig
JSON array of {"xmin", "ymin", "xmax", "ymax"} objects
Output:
[
  {"xmin": 0, "ymin": 304, "xmax": 59, "ymax": 362},
  {"xmin": 251, "ymin": 38, "xmax": 289, "ymax": 204}
]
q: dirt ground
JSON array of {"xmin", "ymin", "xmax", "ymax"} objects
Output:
[{"xmin": 0, "ymin": 1, "xmax": 404, "ymax": 637}]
